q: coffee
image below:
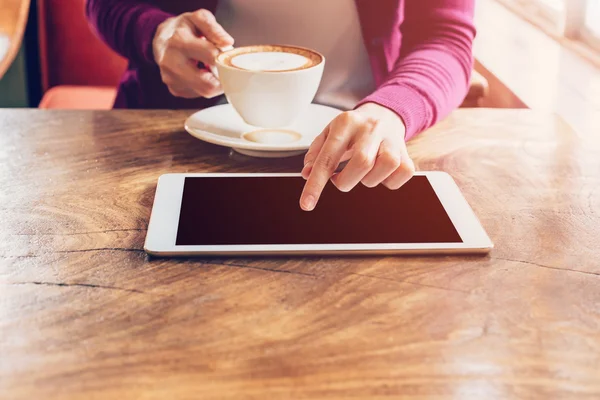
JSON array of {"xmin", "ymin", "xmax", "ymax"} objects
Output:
[
  {"xmin": 215, "ymin": 44, "xmax": 325, "ymax": 128},
  {"xmin": 218, "ymin": 45, "xmax": 323, "ymax": 72}
]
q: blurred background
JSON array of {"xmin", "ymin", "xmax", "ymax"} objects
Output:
[{"xmin": 0, "ymin": 0, "xmax": 598, "ymax": 136}]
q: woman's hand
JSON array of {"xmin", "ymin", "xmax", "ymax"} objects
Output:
[
  {"xmin": 152, "ymin": 9, "xmax": 234, "ymax": 99},
  {"xmin": 300, "ymin": 103, "xmax": 415, "ymax": 211}
]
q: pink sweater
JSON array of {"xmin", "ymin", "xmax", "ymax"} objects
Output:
[{"xmin": 86, "ymin": 0, "xmax": 476, "ymax": 140}]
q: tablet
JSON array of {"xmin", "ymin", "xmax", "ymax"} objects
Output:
[{"xmin": 144, "ymin": 172, "xmax": 493, "ymax": 256}]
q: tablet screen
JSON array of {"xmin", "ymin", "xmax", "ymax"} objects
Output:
[{"xmin": 176, "ymin": 176, "xmax": 462, "ymax": 245}]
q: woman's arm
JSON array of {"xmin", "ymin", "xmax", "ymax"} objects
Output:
[
  {"xmin": 86, "ymin": 2, "xmax": 233, "ymax": 98},
  {"xmin": 299, "ymin": 1, "xmax": 475, "ymax": 210},
  {"xmin": 359, "ymin": 0, "xmax": 476, "ymax": 140},
  {"xmin": 85, "ymin": 0, "xmax": 173, "ymax": 66}
]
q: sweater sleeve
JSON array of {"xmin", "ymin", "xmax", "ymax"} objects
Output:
[
  {"xmin": 85, "ymin": 0, "xmax": 174, "ymax": 66},
  {"xmin": 358, "ymin": 0, "xmax": 476, "ymax": 140}
]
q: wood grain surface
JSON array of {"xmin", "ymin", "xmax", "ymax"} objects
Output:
[{"xmin": 1, "ymin": 109, "xmax": 599, "ymax": 399}]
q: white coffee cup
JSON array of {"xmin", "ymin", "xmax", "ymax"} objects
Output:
[{"xmin": 215, "ymin": 45, "xmax": 325, "ymax": 128}]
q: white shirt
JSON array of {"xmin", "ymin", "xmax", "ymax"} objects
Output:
[{"xmin": 215, "ymin": 0, "xmax": 376, "ymax": 110}]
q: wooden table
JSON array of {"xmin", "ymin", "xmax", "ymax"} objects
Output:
[{"xmin": 1, "ymin": 109, "xmax": 599, "ymax": 399}]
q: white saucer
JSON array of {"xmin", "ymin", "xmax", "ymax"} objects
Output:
[{"xmin": 185, "ymin": 103, "xmax": 342, "ymax": 158}]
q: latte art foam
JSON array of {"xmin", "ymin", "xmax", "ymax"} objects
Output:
[
  {"xmin": 231, "ymin": 52, "xmax": 309, "ymax": 72},
  {"xmin": 218, "ymin": 45, "xmax": 323, "ymax": 72}
]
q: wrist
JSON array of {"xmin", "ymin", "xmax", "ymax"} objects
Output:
[
  {"xmin": 152, "ymin": 16, "xmax": 178, "ymax": 64},
  {"xmin": 356, "ymin": 102, "xmax": 407, "ymax": 139},
  {"xmin": 136, "ymin": 8, "xmax": 175, "ymax": 66},
  {"xmin": 152, "ymin": 20, "xmax": 167, "ymax": 64}
]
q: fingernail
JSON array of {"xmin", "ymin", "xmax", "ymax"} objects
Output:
[{"xmin": 301, "ymin": 195, "xmax": 316, "ymax": 211}]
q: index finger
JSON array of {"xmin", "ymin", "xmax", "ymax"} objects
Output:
[
  {"xmin": 188, "ymin": 9, "xmax": 234, "ymax": 48},
  {"xmin": 300, "ymin": 127, "xmax": 352, "ymax": 211},
  {"xmin": 301, "ymin": 127, "xmax": 328, "ymax": 179}
]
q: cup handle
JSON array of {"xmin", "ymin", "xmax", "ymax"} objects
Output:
[{"xmin": 209, "ymin": 45, "xmax": 234, "ymax": 79}]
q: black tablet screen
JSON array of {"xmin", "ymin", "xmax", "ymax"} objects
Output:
[{"xmin": 176, "ymin": 176, "xmax": 462, "ymax": 245}]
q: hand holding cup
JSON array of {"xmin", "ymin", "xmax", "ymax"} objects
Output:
[{"xmin": 152, "ymin": 9, "xmax": 234, "ymax": 99}]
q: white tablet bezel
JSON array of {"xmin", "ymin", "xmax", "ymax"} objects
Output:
[{"xmin": 144, "ymin": 172, "xmax": 493, "ymax": 256}]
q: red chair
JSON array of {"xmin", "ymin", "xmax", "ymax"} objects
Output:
[{"xmin": 37, "ymin": 0, "xmax": 126, "ymax": 109}]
